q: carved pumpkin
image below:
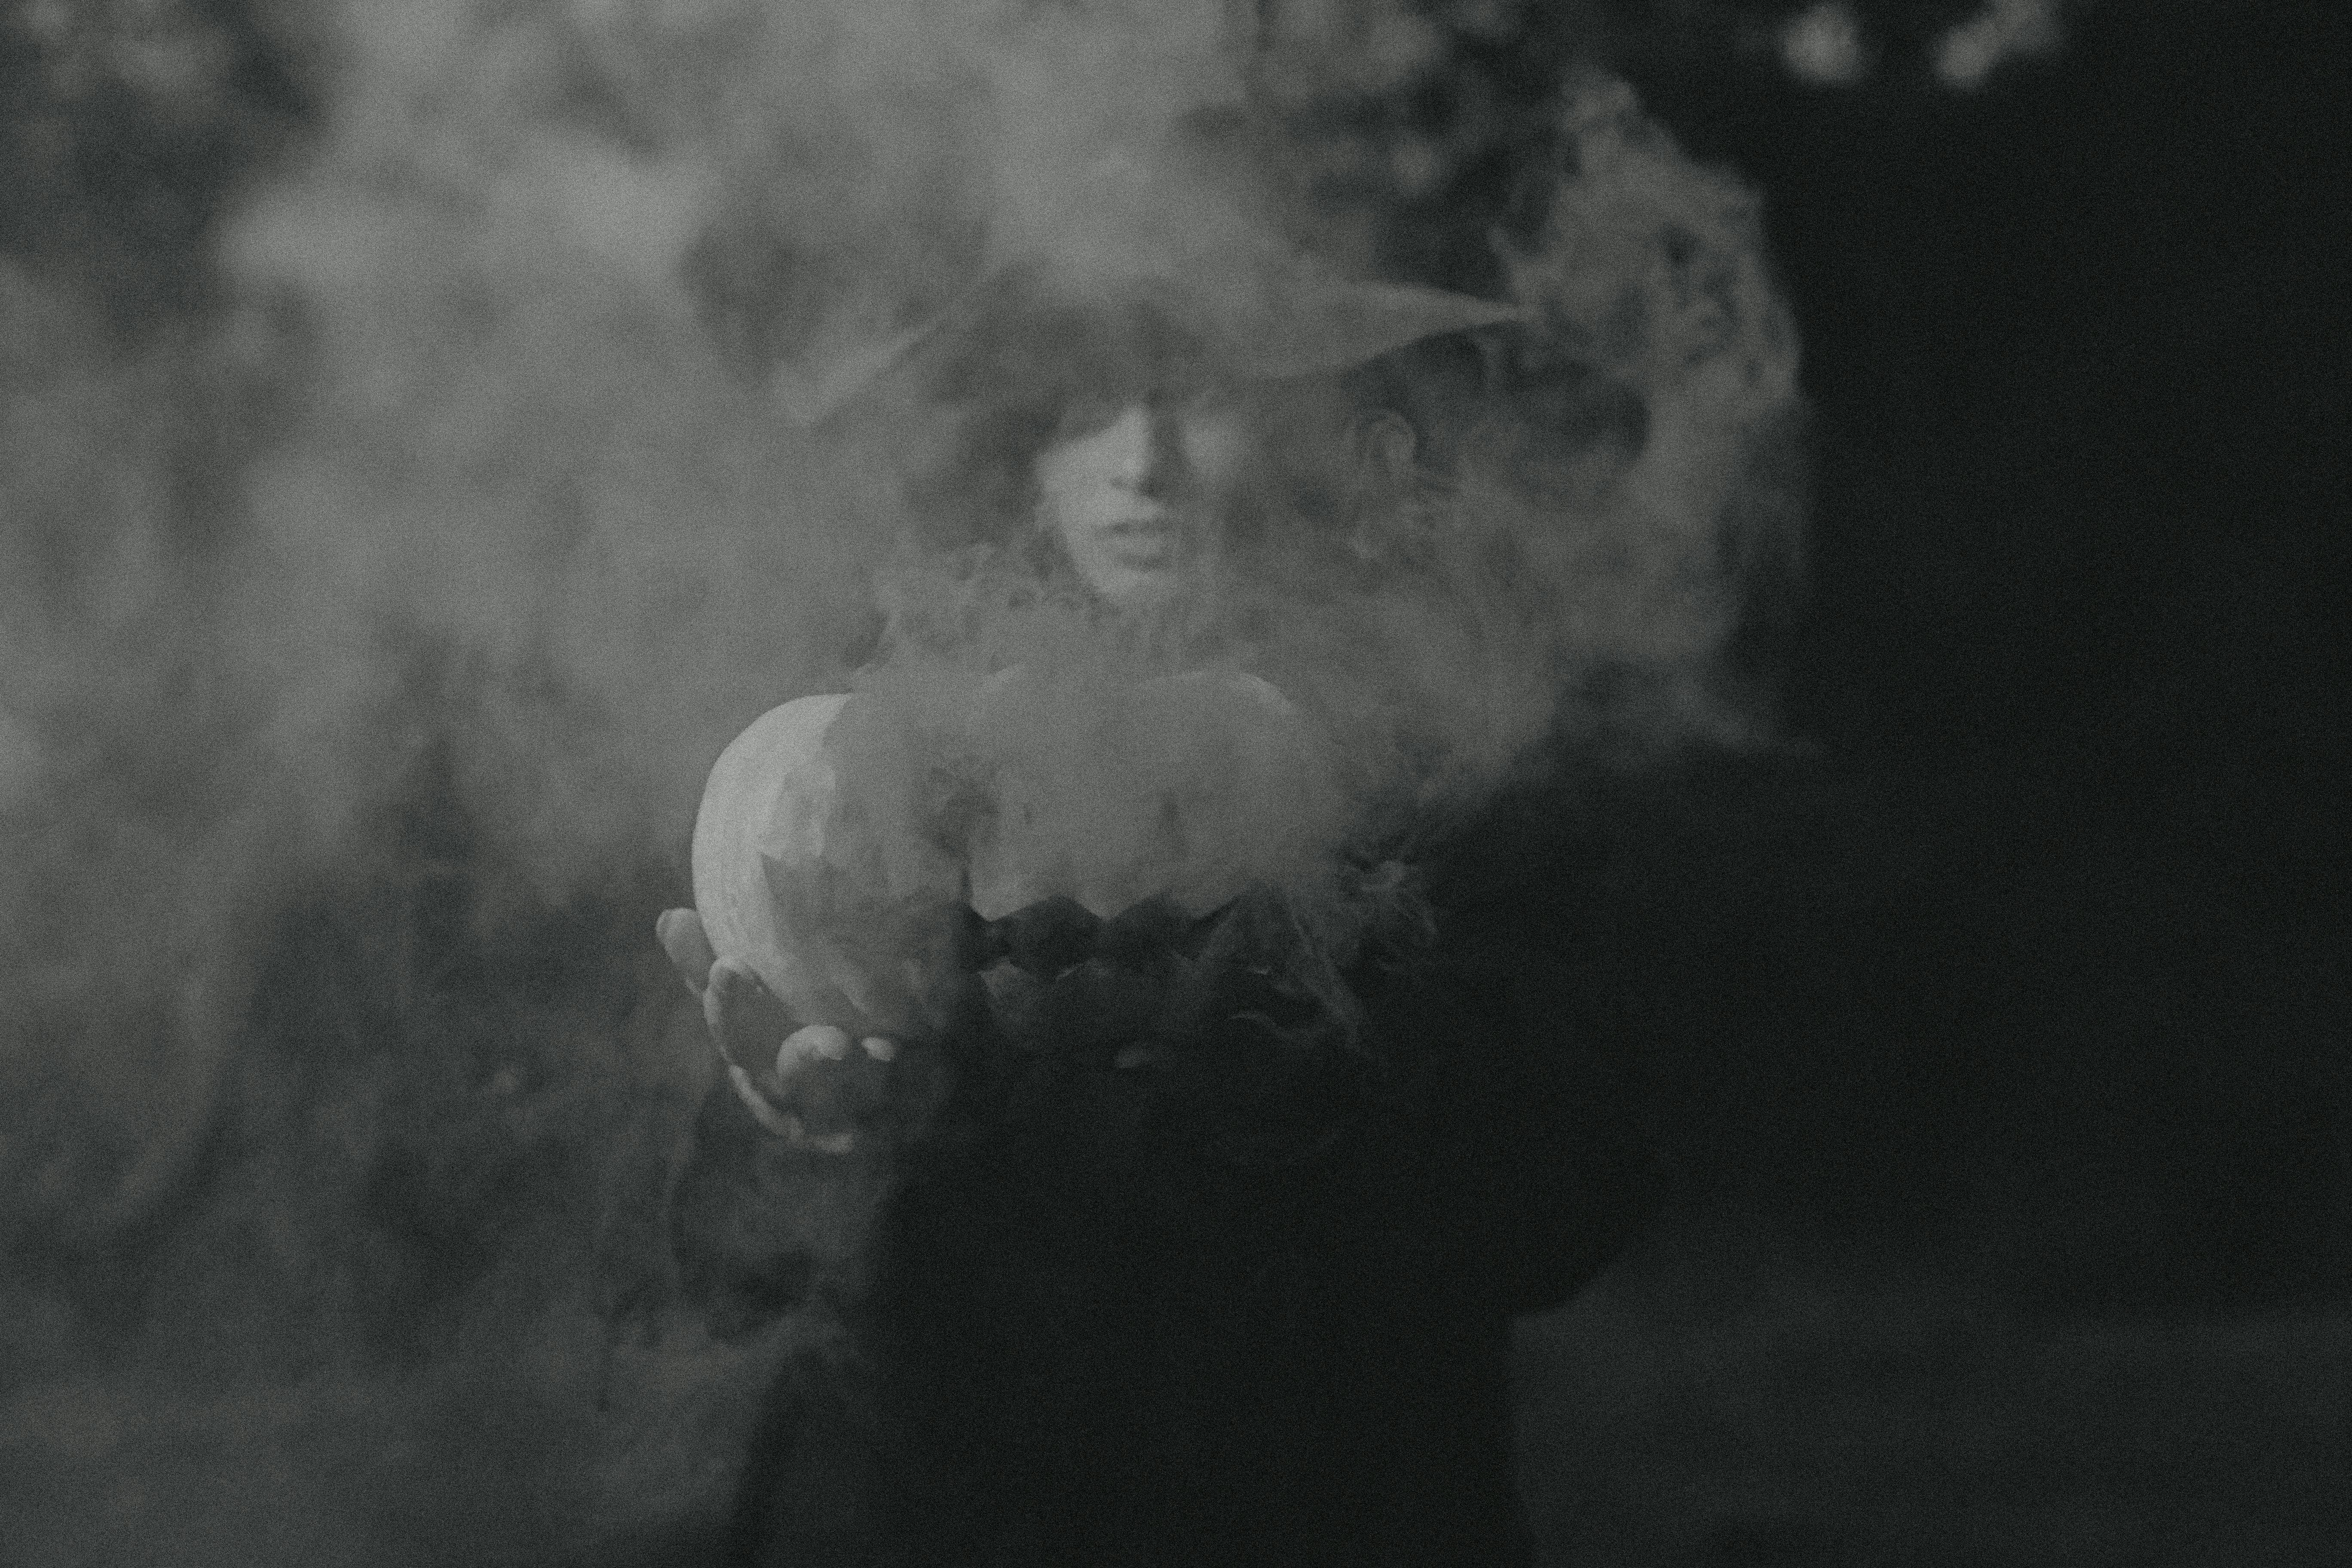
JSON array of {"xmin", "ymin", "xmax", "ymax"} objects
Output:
[
  {"xmin": 692, "ymin": 670, "xmax": 1339, "ymax": 1032},
  {"xmin": 690, "ymin": 692, "xmax": 966, "ymax": 1040}
]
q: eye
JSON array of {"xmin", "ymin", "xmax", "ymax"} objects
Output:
[{"xmin": 1054, "ymin": 390, "xmax": 1126, "ymax": 441}]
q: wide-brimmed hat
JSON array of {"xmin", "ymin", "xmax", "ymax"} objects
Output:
[{"xmin": 771, "ymin": 148, "xmax": 1525, "ymax": 427}]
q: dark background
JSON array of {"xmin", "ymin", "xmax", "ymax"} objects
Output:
[
  {"xmin": 1228, "ymin": 0, "xmax": 2352, "ymax": 1314},
  {"xmin": 4, "ymin": 0, "xmax": 2347, "ymax": 1562},
  {"xmin": 1600, "ymin": 0, "xmax": 2350, "ymax": 1313}
]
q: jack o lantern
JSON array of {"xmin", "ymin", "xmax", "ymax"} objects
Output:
[
  {"xmin": 692, "ymin": 670, "xmax": 1338, "ymax": 1037},
  {"xmin": 690, "ymin": 692, "xmax": 968, "ymax": 1041}
]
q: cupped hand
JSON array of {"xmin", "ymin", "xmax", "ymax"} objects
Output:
[{"xmin": 656, "ymin": 908, "xmax": 939, "ymax": 1154}]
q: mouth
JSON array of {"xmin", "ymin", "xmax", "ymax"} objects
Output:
[
  {"xmin": 1099, "ymin": 515, "xmax": 1185, "ymax": 561},
  {"xmin": 1102, "ymin": 510, "xmax": 1176, "ymax": 533}
]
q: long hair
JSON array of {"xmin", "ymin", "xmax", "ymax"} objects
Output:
[
  {"xmin": 877, "ymin": 274, "xmax": 1301, "ymax": 674},
  {"xmin": 897, "ymin": 270, "xmax": 1221, "ymax": 553}
]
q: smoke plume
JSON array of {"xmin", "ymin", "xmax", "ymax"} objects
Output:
[{"xmin": 0, "ymin": 2, "xmax": 1801, "ymax": 1561}]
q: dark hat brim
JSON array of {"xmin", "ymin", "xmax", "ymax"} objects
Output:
[{"xmin": 771, "ymin": 252, "xmax": 1524, "ymax": 429}]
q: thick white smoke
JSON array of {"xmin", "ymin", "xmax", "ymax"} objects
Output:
[{"xmin": 0, "ymin": 3, "xmax": 1802, "ymax": 1561}]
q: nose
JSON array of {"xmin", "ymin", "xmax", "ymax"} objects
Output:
[{"xmin": 1108, "ymin": 406, "xmax": 1185, "ymax": 497}]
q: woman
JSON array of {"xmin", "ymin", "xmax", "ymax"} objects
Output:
[{"xmin": 656, "ymin": 254, "xmax": 1659, "ymax": 1567}]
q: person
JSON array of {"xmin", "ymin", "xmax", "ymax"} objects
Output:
[{"xmin": 654, "ymin": 250, "xmax": 1660, "ymax": 1567}]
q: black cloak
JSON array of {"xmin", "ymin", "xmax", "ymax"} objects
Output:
[{"xmin": 668, "ymin": 772, "xmax": 1658, "ymax": 1568}]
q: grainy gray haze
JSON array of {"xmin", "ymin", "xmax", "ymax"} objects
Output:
[{"xmin": 0, "ymin": 2, "xmax": 1799, "ymax": 1561}]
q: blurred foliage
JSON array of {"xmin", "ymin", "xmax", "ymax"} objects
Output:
[
  {"xmin": 0, "ymin": 0, "xmax": 2331, "ymax": 1233},
  {"xmin": 0, "ymin": 0, "xmax": 313, "ymax": 333},
  {"xmin": 0, "ymin": 0, "xmax": 2123, "ymax": 351},
  {"xmin": 1, "ymin": 0, "xmax": 2334, "ymax": 1300},
  {"xmin": 0, "ymin": 8, "xmax": 2341, "ymax": 1560}
]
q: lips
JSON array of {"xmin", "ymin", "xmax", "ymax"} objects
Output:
[{"xmin": 1100, "ymin": 515, "xmax": 1182, "ymax": 561}]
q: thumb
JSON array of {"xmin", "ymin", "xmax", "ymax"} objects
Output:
[{"xmin": 656, "ymin": 909, "xmax": 718, "ymax": 996}]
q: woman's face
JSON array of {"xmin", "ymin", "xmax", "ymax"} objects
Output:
[{"xmin": 1033, "ymin": 397, "xmax": 1250, "ymax": 607}]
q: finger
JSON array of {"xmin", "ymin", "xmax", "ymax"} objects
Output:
[
  {"xmin": 777, "ymin": 1023, "xmax": 853, "ymax": 1080},
  {"xmin": 724, "ymin": 1063, "xmax": 797, "ymax": 1137},
  {"xmin": 778, "ymin": 1031, "xmax": 894, "ymax": 1135},
  {"xmin": 725, "ymin": 1063, "xmax": 857, "ymax": 1155},
  {"xmin": 783, "ymin": 1121, "xmax": 857, "ymax": 1158},
  {"xmin": 656, "ymin": 909, "xmax": 718, "ymax": 997},
  {"xmin": 771, "ymin": 1025, "xmax": 856, "ymax": 1124},
  {"xmin": 705, "ymin": 959, "xmax": 797, "ymax": 1075}
]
